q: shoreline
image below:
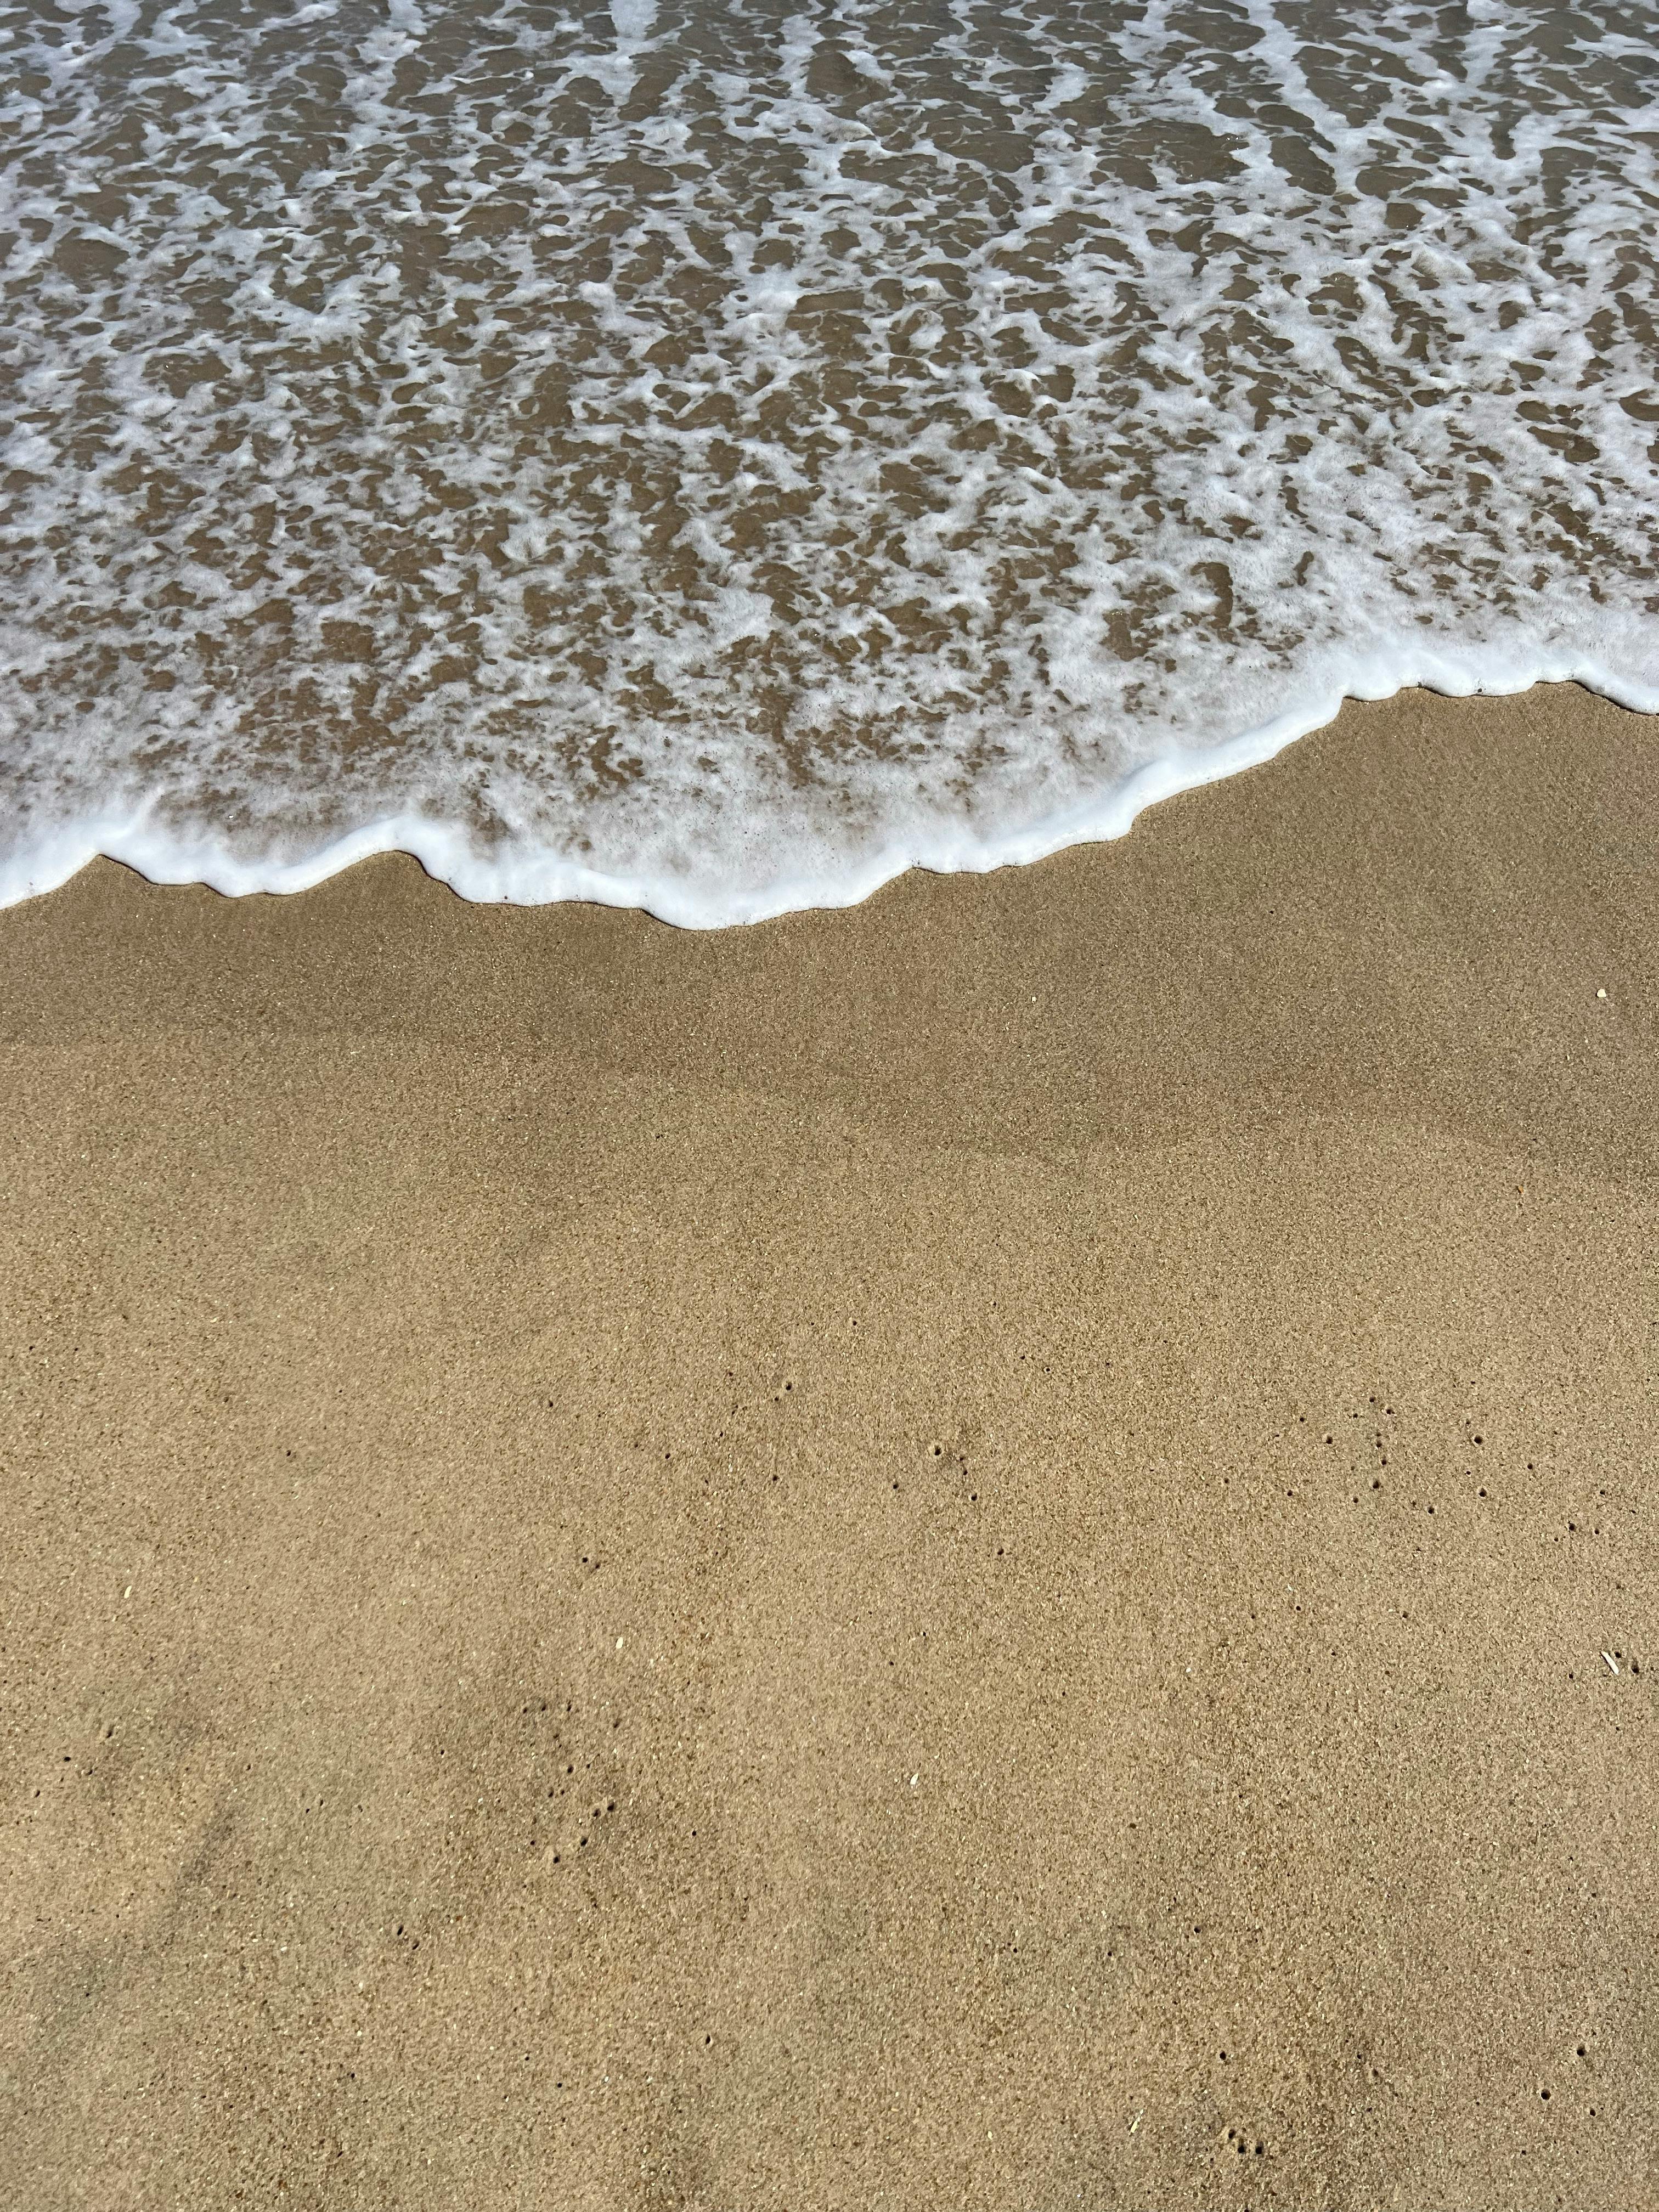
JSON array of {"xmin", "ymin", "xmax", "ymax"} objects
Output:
[
  {"xmin": 4, "ymin": 665, "xmax": 1658, "ymax": 927},
  {"xmin": 3, "ymin": 680, "xmax": 1656, "ymax": 2207}
]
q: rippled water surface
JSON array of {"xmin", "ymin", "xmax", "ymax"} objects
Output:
[{"xmin": 3, "ymin": 0, "xmax": 1658, "ymax": 917}]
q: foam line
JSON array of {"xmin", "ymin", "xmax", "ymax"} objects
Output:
[{"xmin": 5, "ymin": 653, "xmax": 1654, "ymax": 929}]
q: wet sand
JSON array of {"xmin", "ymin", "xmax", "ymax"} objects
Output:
[{"xmin": 2, "ymin": 682, "xmax": 1656, "ymax": 2209}]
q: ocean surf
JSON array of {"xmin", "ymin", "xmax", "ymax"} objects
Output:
[{"xmin": 2, "ymin": 0, "xmax": 1657, "ymax": 922}]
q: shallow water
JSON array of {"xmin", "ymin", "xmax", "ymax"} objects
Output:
[{"xmin": 3, "ymin": 0, "xmax": 1658, "ymax": 920}]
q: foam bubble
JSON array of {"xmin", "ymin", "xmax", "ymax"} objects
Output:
[{"xmin": 1, "ymin": 0, "xmax": 1657, "ymax": 924}]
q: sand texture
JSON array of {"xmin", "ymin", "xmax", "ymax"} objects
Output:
[{"xmin": 2, "ymin": 684, "xmax": 1657, "ymax": 2209}]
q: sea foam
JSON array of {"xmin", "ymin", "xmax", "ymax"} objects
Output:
[{"xmin": 2, "ymin": 0, "xmax": 1657, "ymax": 924}]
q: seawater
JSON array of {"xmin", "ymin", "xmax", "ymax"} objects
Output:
[{"xmin": 3, "ymin": 0, "xmax": 1658, "ymax": 924}]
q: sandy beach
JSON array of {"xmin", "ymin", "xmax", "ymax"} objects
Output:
[{"xmin": 2, "ymin": 680, "xmax": 1656, "ymax": 2208}]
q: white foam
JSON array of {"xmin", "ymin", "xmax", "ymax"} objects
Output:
[{"xmin": 1, "ymin": 0, "xmax": 1657, "ymax": 926}]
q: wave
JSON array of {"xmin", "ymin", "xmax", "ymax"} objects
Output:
[{"xmin": 3, "ymin": 0, "xmax": 1657, "ymax": 923}]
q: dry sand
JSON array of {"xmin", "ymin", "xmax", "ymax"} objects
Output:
[{"xmin": 2, "ymin": 682, "xmax": 1657, "ymax": 2209}]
